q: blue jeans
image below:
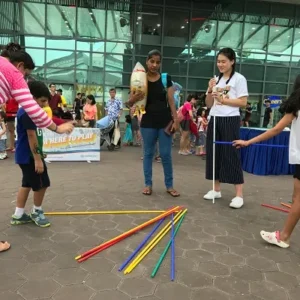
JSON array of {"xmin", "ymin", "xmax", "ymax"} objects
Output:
[{"xmin": 140, "ymin": 127, "xmax": 173, "ymax": 189}]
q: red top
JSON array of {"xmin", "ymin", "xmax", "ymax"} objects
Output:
[
  {"xmin": 52, "ymin": 116, "xmax": 66, "ymax": 125},
  {"xmin": 5, "ymin": 98, "xmax": 18, "ymax": 117},
  {"xmin": 49, "ymin": 94, "xmax": 62, "ymax": 111}
]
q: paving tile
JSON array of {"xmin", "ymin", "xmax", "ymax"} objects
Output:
[
  {"xmin": 231, "ymin": 266, "xmax": 263, "ymax": 281},
  {"xmin": 264, "ymin": 271, "xmax": 298, "ymax": 289},
  {"xmin": 289, "ymin": 286, "xmax": 300, "ymax": 300},
  {"xmin": 18, "ymin": 279, "xmax": 60, "ymax": 299},
  {"xmin": 191, "ymin": 288, "xmax": 230, "ymax": 300},
  {"xmin": 0, "ymin": 258, "xmax": 28, "ymax": 275},
  {"xmin": 178, "ymin": 270, "xmax": 213, "ymax": 288},
  {"xmin": 91, "ymin": 290, "xmax": 130, "ymax": 300},
  {"xmin": 214, "ymin": 277, "xmax": 250, "ymax": 295},
  {"xmin": 155, "ymin": 282, "xmax": 192, "ymax": 300},
  {"xmin": 119, "ymin": 278, "xmax": 156, "ymax": 297},
  {"xmin": 21, "ymin": 262, "xmax": 57, "ymax": 280},
  {"xmin": 250, "ymin": 281, "xmax": 289, "ymax": 300},
  {"xmin": 215, "ymin": 253, "xmax": 245, "ymax": 266},
  {"xmin": 85, "ymin": 272, "xmax": 121, "ymax": 290},
  {"xmin": 80, "ymin": 257, "xmax": 115, "ymax": 273},
  {"xmin": 53, "ymin": 285, "xmax": 94, "ymax": 300},
  {"xmin": 198, "ymin": 261, "xmax": 230, "ymax": 277},
  {"xmin": 0, "ymin": 291, "xmax": 26, "ymax": 300},
  {"xmin": 24, "ymin": 249, "xmax": 56, "ymax": 263},
  {"xmin": 229, "ymin": 245, "xmax": 258, "ymax": 257},
  {"xmin": 53, "ymin": 267, "xmax": 88, "ymax": 285},
  {"xmin": 184, "ymin": 249, "xmax": 214, "ymax": 262},
  {"xmin": 201, "ymin": 242, "xmax": 229, "ymax": 254},
  {"xmin": 0, "ymin": 273, "xmax": 26, "ymax": 292},
  {"xmin": 277, "ymin": 261, "xmax": 300, "ymax": 276},
  {"xmin": 246, "ymin": 255, "xmax": 278, "ymax": 272}
]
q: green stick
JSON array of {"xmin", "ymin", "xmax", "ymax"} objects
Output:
[{"xmin": 151, "ymin": 212, "xmax": 187, "ymax": 278}]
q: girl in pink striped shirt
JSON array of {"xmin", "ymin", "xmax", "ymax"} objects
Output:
[{"xmin": 0, "ymin": 43, "xmax": 74, "ymax": 253}]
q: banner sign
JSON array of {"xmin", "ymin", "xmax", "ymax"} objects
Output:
[
  {"xmin": 43, "ymin": 128, "xmax": 100, "ymax": 161},
  {"xmin": 263, "ymin": 95, "xmax": 282, "ymax": 109}
]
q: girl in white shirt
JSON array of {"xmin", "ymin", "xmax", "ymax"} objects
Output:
[
  {"xmin": 204, "ymin": 48, "xmax": 249, "ymax": 209},
  {"xmin": 233, "ymin": 79, "xmax": 300, "ymax": 249}
]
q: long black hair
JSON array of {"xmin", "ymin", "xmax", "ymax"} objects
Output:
[
  {"xmin": 279, "ymin": 74, "xmax": 300, "ymax": 117},
  {"xmin": 147, "ymin": 49, "xmax": 162, "ymax": 61},
  {"xmin": 1, "ymin": 42, "xmax": 35, "ymax": 70},
  {"xmin": 216, "ymin": 47, "xmax": 236, "ymax": 85},
  {"xmin": 86, "ymin": 94, "xmax": 96, "ymax": 105}
]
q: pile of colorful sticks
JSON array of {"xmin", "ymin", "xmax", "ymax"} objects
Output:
[
  {"xmin": 261, "ymin": 202, "xmax": 292, "ymax": 213},
  {"xmin": 60, "ymin": 206, "xmax": 188, "ymax": 280}
]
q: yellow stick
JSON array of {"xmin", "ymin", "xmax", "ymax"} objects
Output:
[
  {"xmin": 124, "ymin": 209, "xmax": 187, "ymax": 274},
  {"xmin": 44, "ymin": 210, "xmax": 167, "ymax": 216}
]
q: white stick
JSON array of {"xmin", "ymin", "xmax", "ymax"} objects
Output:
[{"xmin": 212, "ymin": 75, "xmax": 218, "ymax": 205}]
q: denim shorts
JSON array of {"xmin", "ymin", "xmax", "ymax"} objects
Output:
[
  {"xmin": 195, "ymin": 132, "xmax": 206, "ymax": 147},
  {"xmin": 0, "ymin": 139, "xmax": 6, "ymax": 151}
]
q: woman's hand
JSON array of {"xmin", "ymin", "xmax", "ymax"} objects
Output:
[
  {"xmin": 171, "ymin": 119, "xmax": 179, "ymax": 132},
  {"xmin": 212, "ymin": 91, "xmax": 224, "ymax": 104},
  {"xmin": 232, "ymin": 140, "xmax": 249, "ymax": 149},
  {"xmin": 56, "ymin": 122, "xmax": 74, "ymax": 134},
  {"xmin": 130, "ymin": 91, "xmax": 145, "ymax": 103},
  {"xmin": 208, "ymin": 78, "xmax": 217, "ymax": 92}
]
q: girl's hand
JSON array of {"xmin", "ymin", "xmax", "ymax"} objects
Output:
[
  {"xmin": 130, "ymin": 91, "xmax": 145, "ymax": 104},
  {"xmin": 208, "ymin": 78, "xmax": 217, "ymax": 91},
  {"xmin": 171, "ymin": 119, "xmax": 179, "ymax": 132},
  {"xmin": 232, "ymin": 140, "xmax": 249, "ymax": 149},
  {"xmin": 212, "ymin": 92, "xmax": 224, "ymax": 104}
]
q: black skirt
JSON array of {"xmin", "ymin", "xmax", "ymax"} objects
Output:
[{"xmin": 205, "ymin": 116, "xmax": 244, "ymax": 185}]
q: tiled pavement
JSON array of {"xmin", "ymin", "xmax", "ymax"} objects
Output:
[{"xmin": 1, "ymin": 146, "xmax": 300, "ymax": 300}]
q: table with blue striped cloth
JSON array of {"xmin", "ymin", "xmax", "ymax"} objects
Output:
[{"xmin": 240, "ymin": 127, "xmax": 295, "ymax": 176}]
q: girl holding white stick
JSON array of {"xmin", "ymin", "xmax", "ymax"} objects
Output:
[{"xmin": 204, "ymin": 48, "xmax": 248, "ymax": 209}]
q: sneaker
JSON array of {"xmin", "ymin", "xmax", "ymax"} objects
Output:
[
  {"xmin": 11, "ymin": 213, "xmax": 33, "ymax": 225},
  {"xmin": 203, "ymin": 190, "xmax": 222, "ymax": 200},
  {"xmin": 30, "ymin": 209, "xmax": 51, "ymax": 228},
  {"xmin": 229, "ymin": 196, "xmax": 244, "ymax": 209}
]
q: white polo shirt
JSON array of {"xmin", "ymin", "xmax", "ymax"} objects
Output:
[
  {"xmin": 289, "ymin": 113, "xmax": 300, "ymax": 164},
  {"xmin": 209, "ymin": 72, "xmax": 249, "ymax": 117}
]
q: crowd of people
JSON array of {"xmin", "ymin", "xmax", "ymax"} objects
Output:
[{"xmin": 1, "ymin": 40, "xmax": 300, "ymax": 254}]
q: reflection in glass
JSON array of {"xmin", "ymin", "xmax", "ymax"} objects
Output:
[
  {"xmin": 188, "ymin": 78, "xmax": 209, "ymax": 91},
  {"xmin": 46, "ymin": 39, "xmax": 75, "ymax": 50},
  {"xmin": 76, "ymin": 52, "xmax": 104, "ymax": 70},
  {"xmin": 291, "ymin": 56, "xmax": 300, "ymax": 67},
  {"xmin": 135, "ymin": 44, "xmax": 160, "ymax": 56},
  {"xmin": 25, "ymin": 36, "xmax": 45, "ymax": 48},
  {"xmin": 77, "ymin": 8, "xmax": 105, "ymax": 39},
  {"xmin": 266, "ymin": 66, "xmax": 289, "ymax": 83},
  {"xmin": 106, "ymin": 42, "xmax": 133, "ymax": 55},
  {"xmin": 240, "ymin": 52, "xmax": 266, "ymax": 65},
  {"xmin": 290, "ymin": 68, "xmax": 300, "ymax": 83},
  {"xmin": 47, "ymin": 5, "xmax": 76, "ymax": 37},
  {"xmin": 241, "ymin": 64, "xmax": 264, "ymax": 81},
  {"xmin": 26, "ymin": 48, "xmax": 45, "ymax": 67},
  {"xmin": 23, "ymin": 2, "xmax": 45, "ymax": 35},
  {"xmin": 164, "ymin": 10, "xmax": 189, "ymax": 47},
  {"xmin": 105, "ymin": 72, "xmax": 122, "ymax": 86},
  {"xmin": 77, "ymin": 40, "xmax": 104, "ymax": 52},
  {"xmin": 265, "ymin": 83, "xmax": 287, "ymax": 95},
  {"xmin": 247, "ymin": 82, "xmax": 263, "ymax": 94},
  {"xmin": 44, "ymin": 68, "xmax": 75, "ymax": 84},
  {"xmin": 135, "ymin": 6, "xmax": 162, "ymax": 45},
  {"xmin": 106, "ymin": 11, "xmax": 131, "ymax": 42},
  {"xmin": 266, "ymin": 54, "xmax": 291, "ymax": 67},
  {"xmin": 170, "ymin": 76, "xmax": 186, "ymax": 89},
  {"xmin": 46, "ymin": 50, "xmax": 74, "ymax": 66},
  {"xmin": 292, "ymin": 30, "xmax": 300, "ymax": 56},
  {"xmin": 163, "ymin": 58, "xmax": 188, "ymax": 76},
  {"xmin": 76, "ymin": 70, "xmax": 104, "ymax": 85}
]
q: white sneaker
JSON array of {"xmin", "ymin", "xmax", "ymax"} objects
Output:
[
  {"xmin": 229, "ymin": 197, "xmax": 244, "ymax": 209},
  {"xmin": 203, "ymin": 190, "xmax": 222, "ymax": 200}
]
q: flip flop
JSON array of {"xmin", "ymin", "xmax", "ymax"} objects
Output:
[
  {"xmin": 0, "ymin": 241, "xmax": 11, "ymax": 252},
  {"xmin": 167, "ymin": 189, "xmax": 180, "ymax": 197},
  {"xmin": 142, "ymin": 187, "xmax": 152, "ymax": 196},
  {"xmin": 260, "ymin": 231, "xmax": 290, "ymax": 248}
]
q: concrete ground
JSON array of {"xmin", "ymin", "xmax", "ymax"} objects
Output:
[{"xmin": 1, "ymin": 146, "xmax": 300, "ymax": 300}]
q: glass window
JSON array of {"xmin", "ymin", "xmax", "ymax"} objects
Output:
[
  {"xmin": 241, "ymin": 64, "xmax": 265, "ymax": 81},
  {"xmin": 135, "ymin": 6, "xmax": 162, "ymax": 45},
  {"xmin": 76, "ymin": 40, "xmax": 105, "ymax": 52},
  {"xmin": 193, "ymin": 1, "xmax": 217, "ymax": 11},
  {"xmin": 248, "ymin": 81, "xmax": 263, "ymax": 94},
  {"xmin": 106, "ymin": 10, "xmax": 131, "ymax": 42},
  {"xmin": 264, "ymin": 83, "xmax": 287, "ymax": 95},
  {"xmin": 46, "ymin": 50, "xmax": 74, "ymax": 67},
  {"xmin": 292, "ymin": 29, "xmax": 300, "ymax": 56},
  {"xmin": 47, "ymin": 4, "xmax": 76, "ymax": 37},
  {"xmin": 165, "ymin": 0, "xmax": 191, "ymax": 7},
  {"xmin": 188, "ymin": 59, "xmax": 214, "ymax": 78},
  {"xmin": 46, "ymin": 39, "xmax": 75, "ymax": 50},
  {"xmin": 240, "ymin": 52, "xmax": 266, "ymax": 65},
  {"xmin": 105, "ymin": 72, "xmax": 130, "ymax": 87},
  {"xmin": 76, "ymin": 84, "xmax": 103, "ymax": 105},
  {"xmin": 26, "ymin": 48, "xmax": 45, "ymax": 67},
  {"xmin": 265, "ymin": 66, "xmax": 289, "ymax": 83},
  {"xmin": 45, "ymin": 68, "xmax": 75, "ymax": 84},
  {"xmin": 30, "ymin": 67, "xmax": 45, "ymax": 81},
  {"xmin": 106, "ymin": 42, "xmax": 133, "ymax": 55},
  {"xmin": 163, "ymin": 58, "xmax": 187, "ymax": 76},
  {"xmin": 135, "ymin": 44, "xmax": 161, "ymax": 56},
  {"xmin": 164, "ymin": 9, "xmax": 189, "ymax": 48},
  {"xmin": 76, "ymin": 52, "xmax": 104, "ymax": 71},
  {"xmin": 267, "ymin": 18, "xmax": 293, "ymax": 55},
  {"xmin": 246, "ymin": 1, "xmax": 270, "ymax": 15},
  {"xmin": 105, "ymin": 54, "xmax": 129, "ymax": 72},
  {"xmin": 171, "ymin": 76, "xmax": 186, "ymax": 89},
  {"xmin": 164, "ymin": 46, "xmax": 189, "ymax": 58},
  {"xmin": 191, "ymin": 12, "xmax": 217, "ymax": 50},
  {"xmin": 266, "ymin": 54, "xmax": 291, "ymax": 67},
  {"xmin": 25, "ymin": 36, "xmax": 45, "ymax": 48},
  {"xmin": 76, "ymin": 70, "xmax": 104, "ymax": 85},
  {"xmin": 77, "ymin": 7, "xmax": 105, "ymax": 39},
  {"xmin": 23, "ymin": 2, "xmax": 45, "ymax": 35},
  {"xmin": 135, "ymin": 56, "xmax": 148, "ymax": 66},
  {"xmin": 188, "ymin": 78, "xmax": 208, "ymax": 91},
  {"xmin": 290, "ymin": 68, "xmax": 300, "ymax": 84},
  {"xmin": 242, "ymin": 16, "xmax": 269, "ymax": 52},
  {"xmin": 217, "ymin": 15, "xmax": 244, "ymax": 50}
]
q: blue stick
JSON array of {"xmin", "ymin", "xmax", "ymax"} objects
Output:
[
  {"xmin": 214, "ymin": 141, "xmax": 288, "ymax": 148},
  {"xmin": 171, "ymin": 213, "xmax": 175, "ymax": 281},
  {"xmin": 118, "ymin": 218, "xmax": 165, "ymax": 271}
]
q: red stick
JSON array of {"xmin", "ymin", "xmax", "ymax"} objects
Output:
[
  {"xmin": 76, "ymin": 206, "xmax": 182, "ymax": 261},
  {"xmin": 261, "ymin": 204, "xmax": 289, "ymax": 213}
]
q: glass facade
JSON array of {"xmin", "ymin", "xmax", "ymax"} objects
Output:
[{"xmin": 1, "ymin": 0, "xmax": 300, "ymax": 126}]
